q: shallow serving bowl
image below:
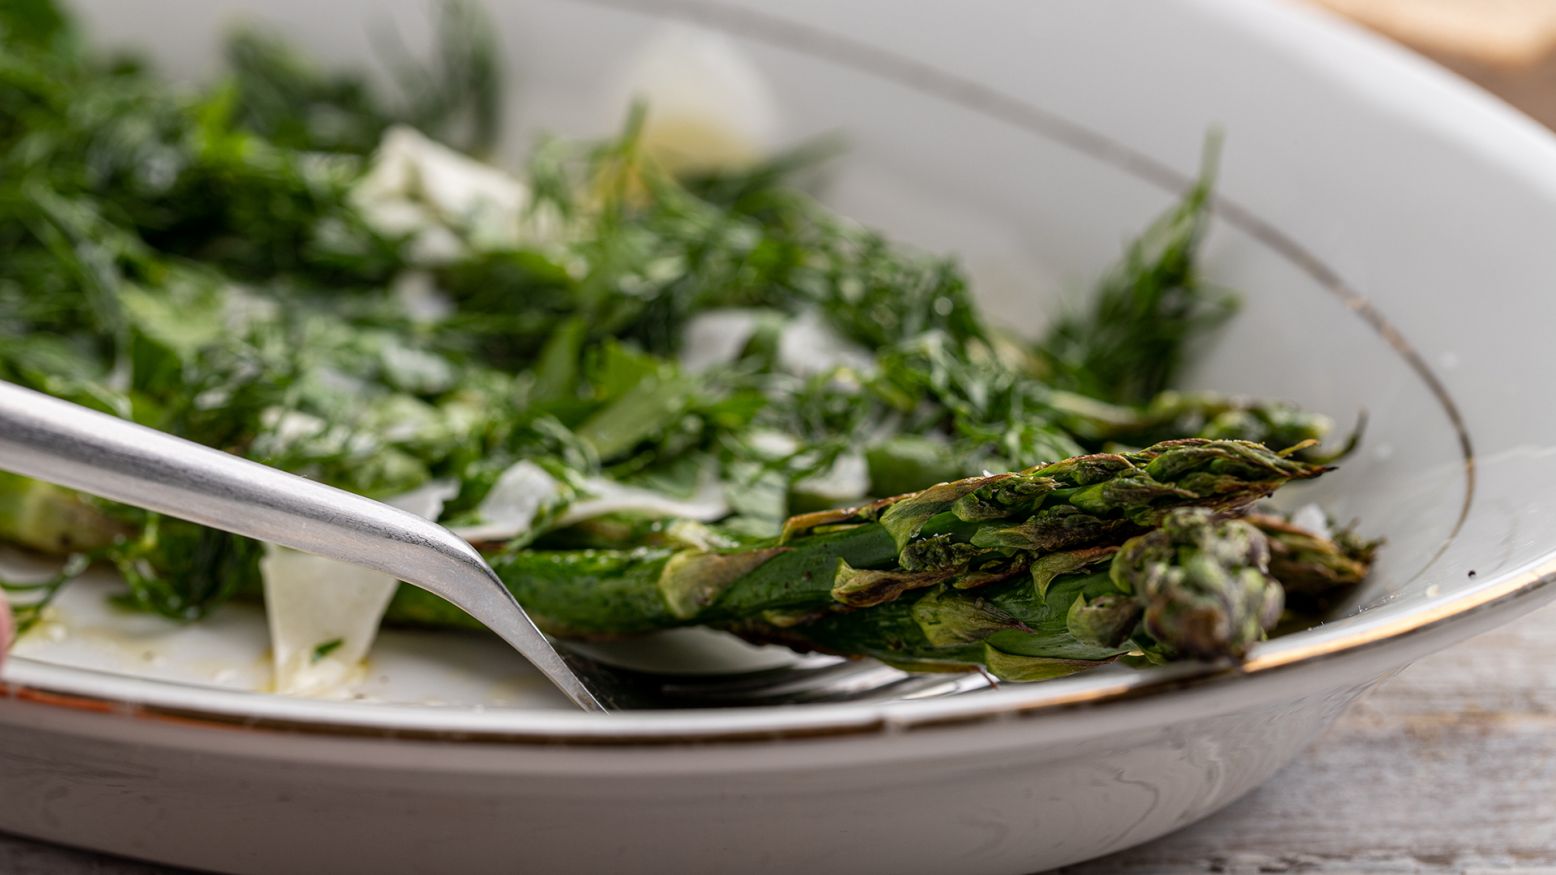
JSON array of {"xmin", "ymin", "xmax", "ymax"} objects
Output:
[{"xmin": 5, "ymin": 0, "xmax": 1556, "ymax": 872}]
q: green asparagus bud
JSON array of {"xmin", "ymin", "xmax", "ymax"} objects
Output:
[
  {"xmin": 1246, "ymin": 512, "xmax": 1380, "ymax": 600},
  {"xmin": 1111, "ymin": 508, "xmax": 1282, "ymax": 659},
  {"xmin": 1065, "ymin": 592, "xmax": 1140, "ymax": 649}
]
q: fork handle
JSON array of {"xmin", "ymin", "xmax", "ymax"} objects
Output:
[{"xmin": 0, "ymin": 381, "xmax": 603, "ymax": 711}]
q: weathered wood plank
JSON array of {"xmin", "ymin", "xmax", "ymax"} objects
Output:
[
  {"xmin": 1066, "ymin": 601, "xmax": 1556, "ymax": 874},
  {"xmin": 0, "ymin": 837, "xmax": 161, "ymax": 875}
]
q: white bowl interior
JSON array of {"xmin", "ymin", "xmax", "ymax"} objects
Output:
[{"xmin": 12, "ymin": 0, "xmax": 1556, "ymax": 716}]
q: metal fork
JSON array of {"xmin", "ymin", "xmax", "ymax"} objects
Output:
[
  {"xmin": 560, "ymin": 651, "xmax": 996, "ymax": 709},
  {"xmin": 0, "ymin": 381, "xmax": 995, "ymax": 711},
  {"xmin": 0, "ymin": 381, "xmax": 604, "ymax": 711}
]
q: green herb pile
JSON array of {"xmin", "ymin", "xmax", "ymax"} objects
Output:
[{"xmin": 0, "ymin": 0, "xmax": 1374, "ymax": 680}]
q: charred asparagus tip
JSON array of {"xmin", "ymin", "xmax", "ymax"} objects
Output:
[{"xmin": 1111, "ymin": 507, "xmax": 1283, "ymax": 660}]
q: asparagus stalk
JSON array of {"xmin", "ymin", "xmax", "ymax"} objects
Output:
[
  {"xmin": 741, "ymin": 509, "xmax": 1374, "ymax": 679},
  {"xmin": 730, "ymin": 507, "xmax": 1285, "ymax": 679},
  {"xmin": 0, "ymin": 433, "xmax": 1363, "ymax": 681},
  {"xmin": 386, "ymin": 440, "xmax": 1330, "ymax": 666},
  {"xmin": 860, "ymin": 388, "xmax": 1349, "ymax": 499},
  {"xmin": 1246, "ymin": 511, "xmax": 1380, "ymax": 606},
  {"xmin": 0, "ymin": 472, "xmax": 130, "ymax": 554},
  {"xmin": 1046, "ymin": 389, "xmax": 1349, "ymax": 462}
]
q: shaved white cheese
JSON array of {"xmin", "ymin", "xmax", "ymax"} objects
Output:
[
  {"xmin": 793, "ymin": 451, "xmax": 871, "ymax": 504},
  {"xmin": 449, "ymin": 460, "xmax": 730, "ymax": 545},
  {"xmin": 355, "ymin": 125, "xmax": 526, "ymax": 221},
  {"xmin": 395, "ymin": 133, "xmax": 526, "ymax": 222},
  {"xmin": 1287, "ymin": 503, "xmax": 1333, "ymax": 541},
  {"xmin": 561, "ymin": 471, "xmax": 729, "ymax": 526},
  {"xmin": 451, "ymin": 461, "xmax": 563, "ymax": 544},
  {"xmin": 262, "ymin": 550, "xmax": 400, "ymax": 697},
  {"xmin": 678, "ymin": 309, "xmax": 763, "ymax": 373},
  {"xmin": 223, "ymin": 286, "xmax": 280, "ymax": 331},
  {"xmin": 263, "ymin": 482, "xmax": 455, "ymax": 696},
  {"xmin": 313, "ymin": 365, "xmax": 372, "ymax": 397},
  {"xmin": 777, "ymin": 310, "xmax": 874, "ymax": 377},
  {"xmin": 351, "ymin": 125, "xmax": 560, "ymax": 262},
  {"xmin": 605, "ymin": 25, "xmax": 779, "ymax": 175},
  {"xmin": 259, "ymin": 407, "xmax": 328, "ymax": 446},
  {"xmin": 354, "ymin": 197, "xmax": 428, "ymax": 238},
  {"xmin": 379, "ymin": 345, "xmax": 456, "ymax": 395},
  {"xmin": 391, "ymin": 271, "xmax": 454, "ymax": 324},
  {"xmin": 385, "ymin": 478, "xmax": 460, "ymax": 521},
  {"xmin": 745, "ymin": 429, "xmax": 801, "ymax": 459},
  {"xmin": 407, "ymin": 225, "xmax": 466, "ymax": 265}
]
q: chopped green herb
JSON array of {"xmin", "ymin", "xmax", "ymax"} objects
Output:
[
  {"xmin": 0, "ymin": 1, "xmax": 1372, "ymax": 680},
  {"xmin": 311, "ymin": 638, "xmax": 346, "ymax": 663}
]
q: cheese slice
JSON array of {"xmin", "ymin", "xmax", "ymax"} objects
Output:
[
  {"xmin": 262, "ymin": 479, "xmax": 457, "ymax": 696},
  {"xmin": 604, "ymin": 25, "xmax": 780, "ymax": 176},
  {"xmin": 451, "ymin": 460, "xmax": 730, "ymax": 544},
  {"xmin": 560, "ymin": 471, "xmax": 729, "ymax": 528},
  {"xmin": 449, "ymin": 461, "xmax": 563, "ymax": 544},
  {"xmin": 351, "ymin": 125, "xmax": 564, "ymax": 262},
  {"xmin": 793, "ymin": 451, "xmax": 871, "ymax": 505},
  {"xmin": 679, "ymin": 309, "xmax": 765, "ymax": 373},
  {"xmin": 777, "ymin": 310, "xmax": 874, "ymax": 377}
]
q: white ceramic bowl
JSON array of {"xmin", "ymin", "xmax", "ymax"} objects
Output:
[{"xmin": 5, "ymin": 1, "xmax": 1556, "ymax": 872}]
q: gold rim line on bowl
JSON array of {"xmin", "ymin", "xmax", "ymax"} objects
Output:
[{"xmin": 5, "ymin": 555, "xmax": 1554, "ymax": 746}]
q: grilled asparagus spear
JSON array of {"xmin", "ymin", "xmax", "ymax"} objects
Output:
[{"xmin": 385, "ymin": 439, "xmax": 1352, "ymax": 678}]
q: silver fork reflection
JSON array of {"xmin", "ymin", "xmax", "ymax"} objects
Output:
[{"xmin": 563, "ymin": 651, "xmax": 997, "ymax": 709}]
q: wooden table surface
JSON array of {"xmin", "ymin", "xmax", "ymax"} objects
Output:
[{"xmin": 4, "ymin": 598, "xmax": 1555, "ymax": 874}]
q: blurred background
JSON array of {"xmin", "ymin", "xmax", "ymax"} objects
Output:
[{"xmin": 1313, "ymin": 0, "xmax": 1556, "ymax": 129}]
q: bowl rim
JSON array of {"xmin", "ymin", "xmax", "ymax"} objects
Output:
[{"xmin": 5, "ymin": 0, "xmax": 1554, "ymax": 746}]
